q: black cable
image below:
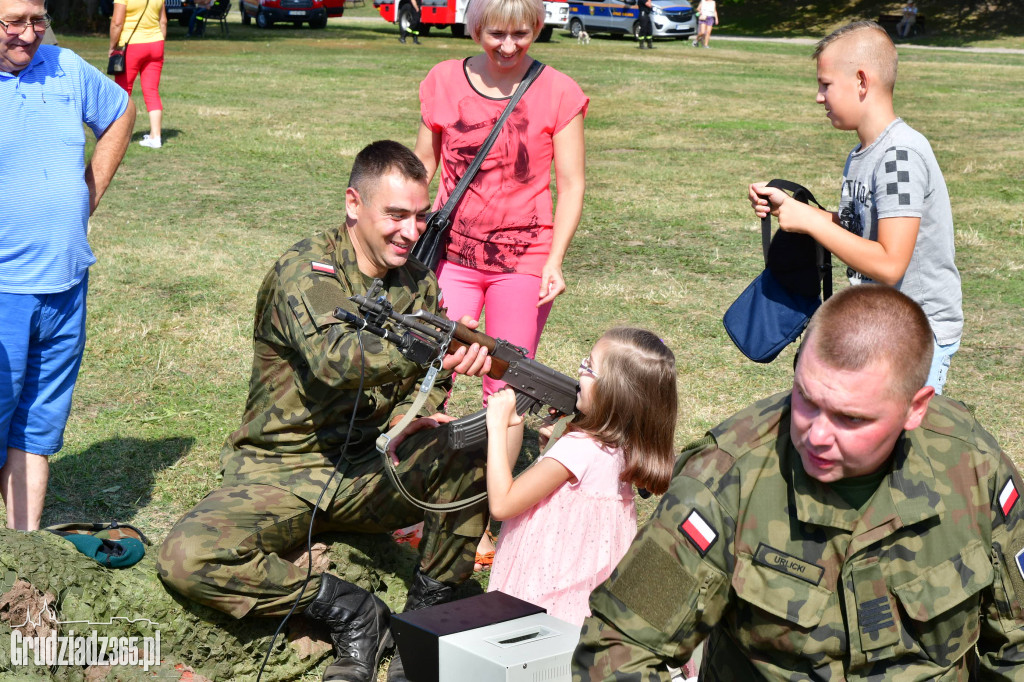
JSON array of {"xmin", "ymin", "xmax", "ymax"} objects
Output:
[{"xmin": 256, "ymin": 330, "xmax": 367, "ymax": 682}]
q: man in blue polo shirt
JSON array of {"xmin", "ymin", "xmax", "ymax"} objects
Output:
[{"xmin": 0, "ymin": 0, "xmax": 135, "ymax": 530}]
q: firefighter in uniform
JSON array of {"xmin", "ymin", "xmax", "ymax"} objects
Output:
[
  {"xmin": 574, "ymin": 284, "xmax": 1024, "ymax": 681},
  {"xmin": 157, "ymin": 140, "xmax": 492, "ymax": 682}
]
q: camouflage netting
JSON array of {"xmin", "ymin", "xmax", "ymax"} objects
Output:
[{"xmin": 0, "ymin": 528, "xmax": 426, "ymax": 681}]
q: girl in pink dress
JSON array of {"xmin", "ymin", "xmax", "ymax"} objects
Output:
[{"xmin": 484, "ymin": 327, "xmax": 678, "ymax": 626}]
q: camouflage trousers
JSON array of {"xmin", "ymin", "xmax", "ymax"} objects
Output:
[{"xmin": 155, "ymin": 424, "xmax": 487, "ymax": 618}]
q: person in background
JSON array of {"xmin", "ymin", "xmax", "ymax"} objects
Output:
[
  {"xmin": 897, "ymin": 0, "xmax": 917, "ymax": 38},
  {"xmin": 188, "ymin": 0, "xmax": 214, "ymax": 37},
  {"xmin": 109, "ymin": 0, "xmax": 166, "ymax": 148},
  {"xmin": 693, "ymin": 0, "xmax": 716, "ymax": 47},
  {"xmin": 636, "ymin": 0, "xmax": 653, "ymax": 49},
  {"xmin": 414, "ymin": 0, "xmax": 588, "ymax": 571},
  {"xmin": 398, "ymin": 0, "xmax": 421, "ymax": 44},
  {"xmin": 1, "ymin": 0, "xmax": 134, "ymax": 530}
]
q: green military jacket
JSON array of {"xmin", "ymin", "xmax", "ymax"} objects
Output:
[
  {"xmin": 219, "ymin": 226, "xmax": 450, "ymax": 509},
  {"xmin": 575, "ymin": 392, "xmax": 1024, "ymax": 680}
]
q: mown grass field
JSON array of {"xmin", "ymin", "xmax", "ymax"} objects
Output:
[{"xmin": 13, "ymin": 8, "xmax": 1023, "ymax": 606}]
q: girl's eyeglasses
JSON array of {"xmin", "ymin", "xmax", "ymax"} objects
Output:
[{"xmin": 579, "ymin": 356, "xmax": 598, "ymax": 379}]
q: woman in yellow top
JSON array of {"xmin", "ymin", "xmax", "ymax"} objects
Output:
[{"xmin": 109, "ymin": 0, "xmax": 167, "ymax": 148}]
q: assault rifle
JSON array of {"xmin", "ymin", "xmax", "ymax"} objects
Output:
[{"xmin": 335, "ymin": 281, "xmax": 579, "ymax": 449}]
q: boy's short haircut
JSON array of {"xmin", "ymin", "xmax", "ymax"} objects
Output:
[
  {"xmin": 347, "ymin": 140, "xmax": 427, "ymax": 203},
  {"xmin": 465, "ymin": 0, "xmax": 544, "ymax": 41},
  {"xmin": 813, "ymin": 21, "xmax": 899, "ymax": 93}
]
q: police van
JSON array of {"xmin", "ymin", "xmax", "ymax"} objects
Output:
[{"xmin": 566, "ymin": 0, "xmax": 695, "ymax": 40}]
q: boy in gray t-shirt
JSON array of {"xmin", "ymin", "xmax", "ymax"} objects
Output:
[{"xmin": 749, "ymin": 21, "xmax": 962, "ymax": 393}]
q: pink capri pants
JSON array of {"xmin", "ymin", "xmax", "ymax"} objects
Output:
[
  {"xmin": 115, "ymin": 39, "xmax": 164, "ymax": 111},
  {"xmin": 437, "ymin": 260, "xmax": 553, "ymax": 403}
]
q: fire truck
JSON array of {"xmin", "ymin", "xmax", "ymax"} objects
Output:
[{"xmin": 373, "ymin": 0, "xmax": 570, "ymax": 41}]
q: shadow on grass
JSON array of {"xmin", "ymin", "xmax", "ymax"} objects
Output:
[
  {"xmin": 130, "ymin": 128, "xmax": 183, "ymax": 143},
  {"xmin": 719, "ymin": 0, "xmax": 1022, "ymax": 44},
  {"xmin": 44, "ymin": 435, "xmax": 194, "ymax": 526}
]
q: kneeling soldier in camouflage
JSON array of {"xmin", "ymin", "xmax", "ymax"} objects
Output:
[
  {"xmin": 574, "ymin": 285, "xmax": 1024, "ymax": 680},
  {"xmin": 157, "ymin": 140, "xmax": 493, "ymax": 682}
]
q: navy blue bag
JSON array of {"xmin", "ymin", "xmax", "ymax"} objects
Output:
[{"xmin": 723, "ymin": 180, "xmax": 832, "ymax": 363}]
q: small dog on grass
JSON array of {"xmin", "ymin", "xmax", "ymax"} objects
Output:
[{"xmin": 577, "ymin": 30, "xmax": 591, "ymax": 44}]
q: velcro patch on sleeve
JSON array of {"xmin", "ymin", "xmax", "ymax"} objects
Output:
[
  {"xmin": 609, "ymin": 539, "xmax": 696, "ymax": 633},
  {"xmin": 680, "ymin": 509, "xmax": 717, "ymax": 557},
  {"xmin": 1000, "ymin": 479, "xmax": 1019, "ymax": 518},
  {"xmin": 304, "ymin": 282, "xmax": 350, "ymax": 320}
]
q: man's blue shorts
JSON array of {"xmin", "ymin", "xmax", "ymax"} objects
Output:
[{"xmin": 0, "ymin": 274, "xmax": 88, "ymax": 468}]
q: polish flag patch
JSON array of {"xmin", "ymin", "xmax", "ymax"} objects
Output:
[
  {"xmin": 680, "ymin": 509, "xmax": 717, "ymax": 556},
  {"xmin": 311, "ymin": 261, "xmax": 335, "ymax": 274},
  {"xmin": 1000, "ymin": 479, "xmax": 1019, "ymax": 518}
]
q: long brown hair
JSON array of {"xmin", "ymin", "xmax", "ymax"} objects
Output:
[{"xmin": 569, "ymin": 327, "xmax": 677, "ymax": 495}]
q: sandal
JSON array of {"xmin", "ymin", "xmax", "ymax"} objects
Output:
[
  {"xmin": 473, "ymin": 530, "xmax": 497, "ymax": 572},
  {"xmin": 473, "ymin": 550, "xmax": 494, "ymax": 572}
]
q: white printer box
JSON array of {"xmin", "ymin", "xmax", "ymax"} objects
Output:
[{"xmin": 439, "ymin": 612, "xmax": 581, "ymax": 682}]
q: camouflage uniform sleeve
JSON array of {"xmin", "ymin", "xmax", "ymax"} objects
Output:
[
  {"xmin": 978, "ymin": 422, "xmax": 1024, "ymax": 678},
  {"xmin": 272, "ymin": 262, "xmax": 420, "ymax": 391},
  {"xmin": 573, "ymin": 436, "xmax": 734, "ymax": 680}
]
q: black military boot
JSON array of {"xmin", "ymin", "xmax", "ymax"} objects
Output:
[
  {"xmin": 303, "ymin": 572, "xmax": 394, "ymax": 682},
  {"xmin": 647, "ymin": 38, "xmax": 654, "ymax": 48},
  {"xmin": 387, "ymin": 570, "xmax": 455, "ymax": 682}
]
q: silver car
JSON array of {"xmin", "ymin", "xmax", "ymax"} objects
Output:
[{"xmin": 566, "ymin": 0, "xmax": 696, "ymax": 40}]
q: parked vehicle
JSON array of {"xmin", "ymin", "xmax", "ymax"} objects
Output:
[
  {"xmin": 239, "ymin": 0, "xmax": 343, "ymax": 28},
  {"xmin": 374, "ymin": 0, "xmax": 569, "ymax": 41},
  {"xmin": 566, "ymin": 0, "xmax": 695, "ymax": 40},
  {"xmin": 166, "ymin": 0, "xmax": 237, "ymax": 27},
  {"xmin": 166, "ymin": 0, "xmax": 188, "ymax": 26}
]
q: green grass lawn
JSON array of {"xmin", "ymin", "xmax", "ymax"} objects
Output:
[{"xmin": 23, "ymin": 7, "xmax": 1024, "ymax": 585}]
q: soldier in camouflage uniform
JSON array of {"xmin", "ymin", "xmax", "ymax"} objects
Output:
[
  {"xmin": 574, "ymin": 285, "xmax": 1024, "ymax": 681},
  {"xmin": 156, "ymin": 141, "xmax": 494, "ymax": 682}
]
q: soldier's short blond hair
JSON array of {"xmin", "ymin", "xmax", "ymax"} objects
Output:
[
  {"xmin": 801, "ymin": 285, "xmax": 932, "ymax": 402},
  {"xmin": 466, "ymin": 0, "xmax": 544, "ymax": 41},
  {"xmin": 813, "ymin": 21, "xmax": 898, "ymax": 94}
]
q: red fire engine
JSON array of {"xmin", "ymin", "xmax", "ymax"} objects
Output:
[{"xmin": 374, "ymin": 0, "xmax": 569, "ymax": 41}]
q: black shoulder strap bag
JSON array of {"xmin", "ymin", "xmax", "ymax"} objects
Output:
[
  {"xmin": 411, "ymin": 59, "xmax": 546, "ymax": 271},
  {"xmin": 722, "ymin": 179, "xmax": 832, "ymax": 363},
  {"xmin": 107, "ymin": 0, "xmax": 150, "ymax": 75}
]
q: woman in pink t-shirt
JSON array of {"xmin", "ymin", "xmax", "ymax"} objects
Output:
[
  {"xmin": 414, "ymin": 0, "xmax": 587, "ymax": 394},
  {"xmin": 415, "ymin": 0, "xmax": 588, "ymax": 568}
]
